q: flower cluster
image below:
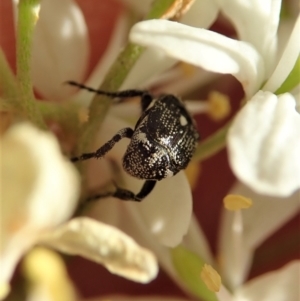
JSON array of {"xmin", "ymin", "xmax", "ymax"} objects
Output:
[{"xmin": 0, "ymin": 0, "xmax": 299, "ymax": 300}]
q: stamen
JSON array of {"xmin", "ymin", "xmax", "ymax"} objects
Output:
[
  {"xmin": 207, "ymin": 91, "xmax": 230, "ymax": 121},
  {"xmin": 200, "ymin": 264, "xmax": 221, "ymax": 293},
  {"xmin": 23, "ymin": 247, "xmax": 75, "ymax": 301},
  {"xmin": 0, "ymin": 283, "xmax": 10, "ymax": 300},
  {"xmin": 78, "ymin": 107, "xmax": 89, "ymax": 124},
  {"xmin": 179, "ymin": 62, "xmax": 197, "ymax": 78},
  {"xmin": 223, "ymin": 194, "xmax": 252, "ymax": 211}
]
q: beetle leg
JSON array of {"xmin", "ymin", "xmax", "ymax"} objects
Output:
[
  {"xmin": 85, "ymin": 180, "xmax": 157, "ymax": 202},
  {"xmin": 136, "ymin": 180, "xmax": 157, "ymax": 199},
  {"xmin": 67, "ymin": 81, "xmax": 153, "ymax": 113},
  {"xmin": 71, "ymin": 127, "xmax": 134, "ymax": 162},
  {"xmin": 67, "ymin": 81, "xmax": 149, "ymax": 100},
  {"xmin": 111, "ymin": 180, "xmax": 157, "ymax": 202},
  {"xmin": 140, "ymin": 93, "xmax": 153, "ymax": 112}
]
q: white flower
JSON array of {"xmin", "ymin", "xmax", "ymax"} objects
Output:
[
  {"xmin": 0, "ymin": 123, "xmax": 158, "ymax": 299},
  {"xmin": 0, "ymin": 123, "xmax": 80, "ymax": 291},
  {"xmin": 129, "ymin": 1, "xmax": 300, "ymax": 197},
  {"xmin": 80, "ymin": 184, "xmax": 300, "ymax": 301}
]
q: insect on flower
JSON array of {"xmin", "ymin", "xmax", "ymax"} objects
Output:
[{"xmin": 68, "ymin": 81, "xmax": 199, "ymax": 202}]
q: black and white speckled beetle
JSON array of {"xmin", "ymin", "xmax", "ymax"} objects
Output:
[{"xmin": 68, "ymin": 81, "xmax": 199, "ymax": 202}]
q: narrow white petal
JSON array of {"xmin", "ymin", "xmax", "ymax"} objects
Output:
[
  {"xmin": 235, "ymin": 261, "xmax": 300, "ymax": 301},
  {"xmin": 219, "ymin": 0, "xmax": 281, "ymax": 76},
  {"xmin": 31, "ymin": 0, "xmax": 89, "ymax": 101},
  {"xmin": 41, "ymin": 217, "xmax": 158, "ymax": 283},
  {"xmin": 219, "ymin": 182, "xmax": 300, "ymax": 289},
  {"xmin": 263, "ymin": 14, "xmax": 300, "ymax": 92},
  {"xmin": 0, "ymin": 123, "xmax": 79, "ymax": 284},
  {"xmin": 73, "ymin": 12, "xmax": 129, "ymax": 106},
  {"xmin": 120, "ymin": 48, "xmax": 177, "ymax": 90},
  {"xmin": 130, "ymin": 19, "xmax": 264, "ymax": 97},
  {"xmin": 228, "ymin": 91, "xmax": 300, "ymax": 196},
  {"xmin": 180, "ymin": 0, "xmax": 219, "ymax": 29},
  {"xmin": 219, "ymin": 208, "xmax": 253, "ymax": 290}
]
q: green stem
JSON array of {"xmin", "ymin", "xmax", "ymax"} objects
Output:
[
  {"xmin": 37, "ymin": 101, "xmax": 81, "ymax": 134},
  {"xmin": 16, "ymin": 0, "xmax": 45, "ymax": 128},
  {"xmin": 193, "ymin": 122, "xmax": 231, "ymax": 162}
]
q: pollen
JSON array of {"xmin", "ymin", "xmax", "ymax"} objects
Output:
[
  {"xmin": 200, "ymin": 264, "xmax": 221, "ymax": 292},
  {"xmin": 223, "ymin": 194, "xmax": 253, "ymax": 211},
  {"xmin": 207, "ymin": 91, "xmax": 230, "ymax": 121}
]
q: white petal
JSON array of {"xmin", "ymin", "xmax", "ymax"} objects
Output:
[
  {"xmin": 262, "ymin": 14, "xmax": 300, "ymax": 92},
  {"xmin": 219, "ymin": 208, "xmax": 252, "ymax": 290},
  {"xmin": 130, "ymin": 19, "xmax": 264, "ymax": 97},
  {"xmin": 31, "ymin": 0, "xmax": 89, "ymax": 101},
  {"xmin": 182, "ymin": 215, "xmax": 214, "ymax": 264},
  {"xmin": 41, "ymin": 217, "xmax": 158, "ymax": 283},
  {"xmin": 228, "ymin": 91, "xmax": 300, "ymax": 196},
  {"xmin": 218, "ymin": 0, "xmax": 281, "ymax": 76},
  {"xmin": 180, "ymin": 0, "xmax": 219, "ymax": 29},
  {"xmin": 0, "ymin": 123, "xmax": 79, "ymax": 284},
  {"xmin": 88, "ymin": 197, "xmax": 183, "ymax": 288},
  {"xmin": 235, "ymin": 261, "xmax": 300, "ymax": 301},
  {"xmin": 219, "ymin": 182, "xmax": 300, "ymax": 289},
  {"xmin": 130, "ymin": 171, "xmax": 193, "ymax": 247}
]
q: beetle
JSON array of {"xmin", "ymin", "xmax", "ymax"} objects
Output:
[{"xmin": 68, "ymin": 81, "xmax": 199, "ymax": 202}]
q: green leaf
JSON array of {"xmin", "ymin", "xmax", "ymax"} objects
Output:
[
  {"xmin": 275, "ymin": 55, "xmax": 300, "ymax": 95},
  {"xmin": 171, "ymin": 246, "xmax": 218, "ymax": 301}
]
